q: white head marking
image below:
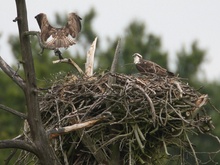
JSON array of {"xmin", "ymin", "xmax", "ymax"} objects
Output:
[{"xmin": 133, "ymin": 53, "xmax": 142, "ymax": 64}]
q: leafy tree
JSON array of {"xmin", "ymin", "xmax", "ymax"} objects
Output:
[
  {"xmin": 176, "ymin": 41, "xmax": 206, "ymax": 81},
  {"xmin": 0, "ymin": 4, "xmax": 219, "ymax": 163},
  {"xmin": 98, "ymin": 20, "xmax": 169, "ymax": 74}
]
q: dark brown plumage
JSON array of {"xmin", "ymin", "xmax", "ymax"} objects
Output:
[
  {"xmin": 133, "ymin": 53, "xmax": 174, "ymax": 77},
  {"xmin": 35, "ymin": 12, "xmax": 82, "ymax": 49}
]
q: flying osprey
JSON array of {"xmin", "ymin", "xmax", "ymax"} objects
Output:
[
  {"xmin": 133, "ymin": 53, "xmax": 174, "ymax": 77},
  {"xmin": 35, "ymin": 12, "xmax": 82, "ymax": 50}
]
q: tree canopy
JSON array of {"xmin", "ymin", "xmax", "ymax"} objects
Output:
[{"xmin": 0, "ymin": 7, "xmax": 219, "ymax": 164}]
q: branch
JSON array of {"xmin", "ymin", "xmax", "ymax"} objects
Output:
[
  {"xmin": 108, "ymin": 38, "xmax": 121, "ymax": 85},
  {"xmin": 0, "ymin": 56, "xmax": 25, "ymax": 90},
  {"xmin": 0, "ymin": 139, "xmax": 36, "ymax": 154},
  {"xmin": 0, "ymin": 104, "xmax": 27, "ymax": 119},
  {"xmin": 85, "ymin": 37, "xmax": 98, "ymax": 76},
  {"xmin": 172, "ymin": 80, "xmax": 184, "ymax": 98},
  {"xmin": 15, "ymin": 0, "xmax": 61, "ymax": 164},
  {"xmin": 23, "ymin": 31, "xmax": 56, "ymax": 50},
  {"xmin": 47, "ymin": 112, "xmax": 112, "ymax": 138},
  {"xmin": 134, "ymin": 84, "xmax": 156, "ymax": 126},
  {"xmin": 110, "ymin": 38, "xmax": 121, "ymax": 74},
  {"xmin": 47, "ymin": 118, "xmax": 100, "ymax": 139},
  {"xmin": 52, "ymin": 58, "xmax": 84, "ymax": 75}
]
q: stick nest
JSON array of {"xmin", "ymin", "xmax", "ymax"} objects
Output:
[{"xmin": 19, "ymin": 72, "xmax": 215, "ymax": 164}]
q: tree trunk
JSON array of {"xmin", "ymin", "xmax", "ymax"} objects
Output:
[{"xmin": 15, "ymin": 0, "xmax": 61, "ymax": 164}]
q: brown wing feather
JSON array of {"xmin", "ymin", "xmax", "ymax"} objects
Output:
[
  {"xmin": 35, "ymin": 12, "xmax": 82, "ymax": 49},
  {"xmin": 65, "ymin": 13, "xmax": 82, "ymax": 38},
  {"xmin": 35, "ymin": 13, "xmax": 55, "ymax": 42},
  {"xmin": 137, "ymin": 59, "xmax": 174, "ymax": 76}
]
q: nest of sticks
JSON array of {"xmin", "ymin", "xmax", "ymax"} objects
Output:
[
  {"xmin": 14, "ymin": 39, "xmax": 217, "ymax": 164},
  {"xmin": 17, "ymin": 70, "xmax": 215, "ymax": 164}
]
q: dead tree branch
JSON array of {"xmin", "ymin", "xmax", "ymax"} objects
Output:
[
  {"xmin": 14, "ymin": 0, "xmax": 61, "ymax": 164},
  {"xmin": 47, "ymin": 118, "xmax": 101, "ymax": 139},
  {"xmin": 52, "ymin": 58, "xmax": 84, "ymax": 75},
  {"xmin": 85, "ymin": 37, "xmax": 97, "ymax": 76},
  {"xmin": 0, "ymin": 104, "xmax": 27, "ymax": 119},
  {"xmin": 0, "ymin": 56, "xmax": 25, "ymax": 90},
  {"xmin": 23, "ymin": 30, "xmax": 56, "ymax": 50},
  {"xmin": 108, "ymin": 38, "xmax": 121, "ymax": 85},
  {"xmin": 0, "ymin": 140, "xmax": 36, "ymax": 155}
]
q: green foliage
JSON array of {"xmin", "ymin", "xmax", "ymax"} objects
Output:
[
  {"xmin": 176, "ymin": 41, "xmax": 206, "ymax": 80},
  {"xmin": 98, "ymin": 20, "xmax": 169, "ymax": 74},
  {"xmin": 0, "ymin": 8, "xmax": 220, "ymax": 164}
]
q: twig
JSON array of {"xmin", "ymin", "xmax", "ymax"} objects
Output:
[
  {"xmin": 134, "ymin": 84, "xmax": 156, "ymax": 126},
  {"xmin": 0, "ymin": 104, "xmax": 27, "ymax": 119},
  {"xmin": 85, "ymin": 37, "xmax": 98, "ymax": 76},
  {"xmin": 0, "ymin": 56, "xmax": 25, "ymax": 90},
  {"xmin": 172, "ymin": 80, "xmax": 184, "ymax": 98},
  {"xmin": 185, "ymin": 131, "xmax": 199, "ymax": 165},
  {"xmin": 4, "ymin": 149, "xmax": 17, "ymax": 165},
  {"xmin": 191, "ymin": 94, "xmax": 208, "ymax": 118},
  {"xmin": 52, "ymin": 58, "xmax": 84, "ymax": 75},
  {"xmin": 133, "ymin": 125, "xmax": 144, "ymax": 152},
  {"xmin": 162, "ymin": 137, "xmax": 170, "ymax": 156},
  {"xmin": 207, "ymin": 133, "xmax": 220, "ymax": 144}
]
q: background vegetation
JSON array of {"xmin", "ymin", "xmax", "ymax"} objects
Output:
[{"xmin": 0, "ymin": 8, "xmax": 219, "ymax": 164}]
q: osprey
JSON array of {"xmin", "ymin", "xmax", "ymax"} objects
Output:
[
  {"xmin": 35, "ymin": 12, "xmax": 82, "ymax": 49},
  {"xmin": 133, "ymin": 53, "xmax": 174, "ymax": 77}
]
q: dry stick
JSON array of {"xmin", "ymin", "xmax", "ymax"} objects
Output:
[
  {"xmin": 4, "ymin": 149, "xmax": 17, "ymax": 165},
  {"xmin": 191, "ymin": 94, "xmax": 208, "ymax": 118},
  {"xmin": 0, "ymin": 56, "xmax": 26, "ymax": 90},
  {"xmin": 108, "ymin": 38, "xmax": 121, "ymax": 85},
  {"xmin": 133, "ymin": 125, "xmax": 144, "ymax": 152},
  {"xmin": 0, "ymin": 104, "xmax": 27, "ymax": 119},
  {"xmin": 185, "ymin": 131, "xmax": 199, "ymax": 165},
  {"xmin": 52, "ymin": 58, "xmax": 84, "ymax": 75},
  {"xmin": 85, "ymin": 37, "xmax": 98, "ymax": 76},
  {"xmin": 172, "ymin": 80, "xmax": 184, "ymax": 98},
  {"xmin": 134, "ymin": 84, "xmax": 156, "ymax": 126},
  {"xmin": 47, "ymin": 119, "xmax": 101, "ymax": 139},
  {"xmin": 106, "ymin": 40, "xmax": 121, "ymax": 164}
]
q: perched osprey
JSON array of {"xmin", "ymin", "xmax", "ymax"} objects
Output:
[
  {"xmin": 35, "ymin": 12, "xmax": 82, "ymax": 49},
  {"xmin": 133, "ymin": 53, "xmax": 174, "ymax": 77}
]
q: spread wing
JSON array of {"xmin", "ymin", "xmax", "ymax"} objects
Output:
[
  {"xmin": 35, "ymin": 13, "xmax": 55, "ymax": 43},
  {"xmin": 35, "ymin": 12, "xmax": 82, "ymax": 49},
  {"xmin": 65, "ymin": 13, "xmax": 82, "ymax": 38}
]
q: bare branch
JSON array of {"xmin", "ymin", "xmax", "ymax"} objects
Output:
[
  {"xmin": 0, "ymin": 56, "xmax": 25, "ymax": 90},
  {"xmin": 185, "ymin": 132, "xmax": 199, "ymax": 165},
  {"xmin": 108, "ymin": 38, "xmax": 121, "ymax": 85},
  {"xmin": 134, "ymin": 84, "xmax": 156, "ymax": 126},
  {"xmin": 85, "ymin": 37, "xmax": 98, "ymax": 76},
  {"xmin": 0, "ymin": 104, "xmax": 27, "ymax": 119},
  {"xmin": 15, "ymin": 0, "xmax": 61, "ymax": 164},
  {"xmin": 47, "ymin": 118, "xmax": 100, "ymax": 139},
  {"xmin": 110, "ymin": 38, "xmax": 121, "ymax": 74},
  {"xmin": 23, "ymin": 31, "xmax": 56, "ymax": 50},
  {"xmin": 0, "ymin": 139, "xmax": 36, "ymax": 154},
  {"xmin": 52, "ymin": 58, "xmax": 84, "ymax": 75}
]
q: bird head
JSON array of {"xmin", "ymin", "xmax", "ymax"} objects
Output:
[{"xmin": 133, "ymin": 53, "xmax": 143, "ymax": 64}]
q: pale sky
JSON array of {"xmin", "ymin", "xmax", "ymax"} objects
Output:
[{"xmin": 0, "ymin": 0, "xmax": 220, "ymax": 81}]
